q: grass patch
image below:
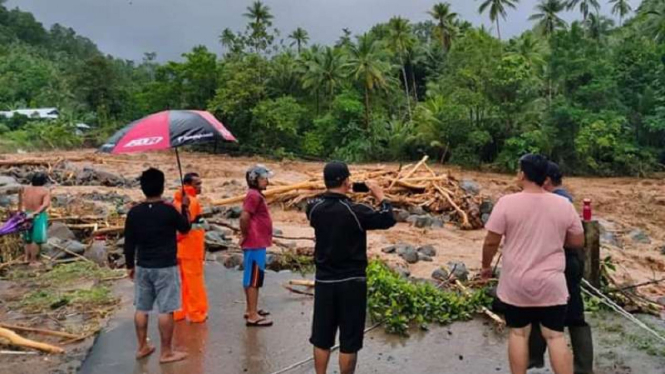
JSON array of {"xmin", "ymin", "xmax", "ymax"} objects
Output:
[
  {"xmin": 7, "ymin": 262, "xmax": 121, "ymax": 285},
  {"xmin": 367, "ymin": 261, "xmax": 491, "ymax": 335},
  {"xmin": 19, "ymin": 285, "xmax": 116, "ymax": 313}
]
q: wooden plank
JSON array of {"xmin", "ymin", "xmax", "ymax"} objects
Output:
[{"xmin": 582, "ymin": 220, "xmax": 601, "ymax": 288}]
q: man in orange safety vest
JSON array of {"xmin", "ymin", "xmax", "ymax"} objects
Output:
[{"xmin": 174, "ymin": 172, "xmax": 208, "ymax": 323}]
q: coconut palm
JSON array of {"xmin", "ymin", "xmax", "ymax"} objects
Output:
[
  {"xmin": 243, "ymin": 1, "xmax": 273, "ymax": 26},
  {"xmin": 346, "ymin": 34, "xmax": 393, "ymax": 128},
  {"xmin": 302, "ymin": 47, "xmax": 346, "ymax": 113},
  {"xmin": 288, "ymin": 27, "xmax": 309, "ymax": 54},
  {"xmin": 428, "ymin": 3, "xmax": 458, "ymax": 50},
  {"xmin": 566, "ymin": 0, "xmax": 600, "ymax": 21},
  {"xmin": 644, "ymin": 1, "xmax": 665, "ymax": 42},
  {"xmin": 609, "ymin": 0, "xmax": 632, "ymax": 26},
  {"xmin": 585, "ymin": 13, "xmax": 615, "ymax": 41},
  {"xmin": 477, "ymin": 0, "xmax": 520, "ymax": 40},
  {"xmin": 529, "ymin": 0, "xmax": 567, "ymax": 37},
  {"xmin": 387, "ymin": 16, "xmax": 416, "ymax": 120}
]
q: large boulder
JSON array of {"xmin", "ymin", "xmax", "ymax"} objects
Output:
[
  {"xmin": 205, "ymin": 231, "xmax": 229, "ymax": 252},
  {"xmin": 417, "ymin": 245, "xmax": 437, "ymax": 257},
  {"xmin": 432, "ymin": 268, "xmax": 449, "ymax": 282},
  {"xmin": 447, "ymin": 261, "xmax": 469, "ymax": 281},
  {"xmin": 460, "ymin": 180, "xmax": 481, "ymax": 196},
  {"xmin": 598, "ymin": 219, "xmax": 622, "ymax": 248},
  {"xmin": 395, "ymin": 243, "xmax": 416, "ymax": 255},
  {"xmin": 225, "ymin": 206, "xmax": 243, "ymax": 219},
  {"xmin": 84, "ymin": 240, "xmax": 108, "ymax": 266},
  {"xmin": 381, "ymin": 245, "xmax": 397, "ymax": 254},
  {"xmin": 48, "ymin": 222, "xmax": 75, "ymax": 241},
  {"xmin": 414, "ymin": 215, "xmax": 433, "ymax": 228},
  {"xmin": 393, "ymin": 209, "xmax": 410, "ymax": 223},
  {"xmin": 408, "ymin": 206, "xmax": 426, "ymax": 216},
  {"xmin": 223, "ymin": 253, "xmax": 244, "ymax": 269},
  {"xmin": 0, "ymin": 175, "xmax": 20, "ymax": 195},
  {"xmin": 209, "ymin": 224, "xmax": 233, "ymax": 237},
  {"xmin": 628, "ymin": 229, "xmax": 651, "ymax": 245},
  {"xmin": 479, "ymin": 199, "xmax": 494, "ymax": 215},
  {"xmin": 399, "ymin": 247, "xmax": 419, "ymax": 264},
  {"xmin": 417, "ymin": 253, "xmax": 433, "ymax": 262}
]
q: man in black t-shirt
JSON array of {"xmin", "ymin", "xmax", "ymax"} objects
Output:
[
  {"xmin": 306, "ymin": 161, "xmax": 396, "ymax": 374},
  {"xmin": 124, "ymin": 168, "xmax": 191, "ymax": 364}
]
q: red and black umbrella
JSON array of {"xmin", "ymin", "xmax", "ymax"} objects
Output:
[{"xmin": 100, "ymin": 110, "xmax": 237, "ymax": 185}]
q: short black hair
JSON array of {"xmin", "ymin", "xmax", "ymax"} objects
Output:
[
  {"xmin": 31, "ymin": 172, "xmax": 48, "ymax": 187},
  {"xmin": 519, "ymin": 154, "xmax": 548, "ymax": 186},
  {"xmin": 183, "ymin": 172, "xmax": 200, "ymax": 185},
  {"xmin": 324, "ymin": 177, "xmax": 348, "ymax": 189},
  {"xmin": 546, "ymin": 161, "xmax": 563, "ymax": 187},
  {"xmin": 140, "ymin": 168, "xmax": 165, "ymax": 198}
]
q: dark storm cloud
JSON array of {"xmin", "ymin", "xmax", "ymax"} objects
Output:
[{"xmin": 6, "ymin": 0, "xmax": 643, "ymax": 61}]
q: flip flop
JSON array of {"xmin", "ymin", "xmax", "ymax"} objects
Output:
[
  {"xmin": 136, "ymin": 345, "xmax": 156, "ymax": 360},
  {"xmin": 246, "ymin": 317, "xmax": 273, "ymax": 327},
  {"xmin": 243, "ymin": 309, "xmax": 271, "ymax": 319}
]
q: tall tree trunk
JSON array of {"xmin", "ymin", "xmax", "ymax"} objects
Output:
[
  {"xmin": 410, "ymin": 64, "xmax": 418, "ymax": 102},
  {"xmin": 400, "ymin": 56, "xmax": 412, "ymax": 121},
  {"xmin": 496, "ymin": 18, "xmax": 502, "ymax": 41},
  {"xmin": 364, "ymin": 86, "xmax": 371, "ymax": 129},
  {"xmin": 316, "ymin": 89, "xmax": 320, "ymax": 116}
]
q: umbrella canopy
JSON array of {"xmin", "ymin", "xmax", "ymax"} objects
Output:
[{"xmin": 99, "ymin": 110, "xmax": 236, "ymax": 154}]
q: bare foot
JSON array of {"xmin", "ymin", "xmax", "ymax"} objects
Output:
[
  {"xmin": 135, "ymin": 345, "xmax": 156, "ymax": 360},
  {"xmin": 160, "ymin": 351, "xmax": 188, "ymax": 364}
]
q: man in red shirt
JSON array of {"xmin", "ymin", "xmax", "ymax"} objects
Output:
[{"xmin": 240, "ymin": 165, "xmax": 274, "ymax": 327}]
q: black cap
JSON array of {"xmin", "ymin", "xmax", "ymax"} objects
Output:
[{"xmin": 323, "ymin": 161, "xmax": 351, "ymax": 184}]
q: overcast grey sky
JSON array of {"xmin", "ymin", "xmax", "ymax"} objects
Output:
[{"xmin": 6, "ymin": 0, "xmax": 644, "ymax": 62}]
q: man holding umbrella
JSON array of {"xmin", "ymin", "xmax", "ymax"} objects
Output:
[{"xmin": 174, "ymin": 172, "xmax": 208, "ymax": 323}]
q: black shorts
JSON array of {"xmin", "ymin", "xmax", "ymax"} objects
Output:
[
  {"xmin": 310, "ymin": 278, "xmax": 367, "ymax": 354},
  {"xmin": 504, "ymin": 303, "xmax": 568, "ymax": 332}
]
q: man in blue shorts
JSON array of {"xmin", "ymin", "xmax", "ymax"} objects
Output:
[{"xmin": 240, "ymin": 165, "xmax": 274, "ymax": 327}]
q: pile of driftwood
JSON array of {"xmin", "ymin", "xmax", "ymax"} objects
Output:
[
  {"xmin": 0, "ymin": 156, "xmax": 136, "ymax": 187},
  {"xmin": 213, "ymin": 156, "xmax": 484, "ymax": 230}
]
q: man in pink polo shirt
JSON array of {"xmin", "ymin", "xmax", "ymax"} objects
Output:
[{"xmin": 481, "ymin": 154, "xmax": 584, "ymax": 374}]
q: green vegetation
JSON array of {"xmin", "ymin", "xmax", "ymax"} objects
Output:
[
  {"xmin": 8, "ymin": 262, "xmax": 120, "ymax": 313},
  {"xmin": 367, "ymin": 261, "xmax": 491, "ymax": 335},
  {"xmin": 1, "ymin": 0, "xmax": 664, "ymax": 175}
]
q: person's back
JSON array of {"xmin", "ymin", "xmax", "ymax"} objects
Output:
[
  {"xmin": 125, "ymin": 201, "xmax": 189, "ymax": 268},
  {"xmin": 489, "ymin": 192, "xmax": 580, "ymax": 307},
  {"xmin": 308, "ymin": 192, "xmax": 393, "ymax": 281},
  {"xmin": 22, "ymin": 186, "xmax": 49, "ymax": 212}
]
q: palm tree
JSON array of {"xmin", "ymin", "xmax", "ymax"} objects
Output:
[
  {"xmin": 346, "ymin": 34, "xmax": 393, "ymax": 128},
  {"xmin": 428, "ymin": 3, "xmax": 458, "ymax": 50},
  {"xmin": 566, "ymin": 0, "xmax": 600, "ymax": 21},
  {"xmin": 302, "ymin": 47, "xmax": 346, "ymax": 113},
  {"xmin": 644, "ymin": 1, "xmax": 665, "ymax": 42},
  {"xmin": 585, "ymin": 13, "xmax": 615, "ymax": 41},
  {"xmin": 289, "ymin": 27, "xmax": 309, "ymax": 53},
  {"xmin": 477, "ymin": 0, "xmax": 520, "ymax": 40},
  {"xmin": 387, "ymin": 16, "xmax": 416, "ymax": 120},
  {"xmin": 609, "ymin": 0, "xmax": 632, "ymax": 26},
  {"xmin": 243, "ymin": 1, "xmax": 273, "ymax": 26},
  {"xmin": 219, "ymin": 28, "xmax": 239, "ymax": 54},
  {"xmin": 529, "ymin": 0, "xmax": 567, "ymax": 37}
]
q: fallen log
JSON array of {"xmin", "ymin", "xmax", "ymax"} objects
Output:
[
  {"xmin": 289, "ymin": 279, "xmax": 315, "ymax": 287},
  {"xmin": 213, "ymin": 181, "xmax": 324, "ymax": 206},
  {"xmin": 0, "ymin": 327, "xmax": 65, "ymax": 354},
  {"xmin": 50, "ymin": 243, "xmax": 93, "ymax": 264},
  {"xmin": 92, "ymin": 226, "xmax": 123, "ymax": 236},
  {"xmin": 0, "ymin": 323, "xmax": 82, "ymax": 340},
  {"xmin": 455, "ymin": 280, "xmax": 505, "ymax": 329},
  {"xmin": 433, "ymin": 184, "xmax": 472, "ymax": 230}
]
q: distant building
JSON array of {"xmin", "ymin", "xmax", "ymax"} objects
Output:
[{"xmin": 0, "ymin": 108, "xmax": 59, "ymax": 119}]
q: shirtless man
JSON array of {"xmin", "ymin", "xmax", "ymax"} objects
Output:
[{"xmin": 18, "ymin": 172, "xmax": 51, "ymax": 266}]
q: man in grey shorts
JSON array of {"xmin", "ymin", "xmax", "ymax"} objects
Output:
[{"xmin": 124, "ymin": 168, "xmax": 191, "ymax": 363}]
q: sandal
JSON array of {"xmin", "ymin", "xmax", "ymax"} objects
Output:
[
  {"xmin": 246, "ymin": 317, "xmax": 273, "ymax": 327},
  {"xmin": 243, "ymin": 309, "xmax": 271, "ymax": 319}
]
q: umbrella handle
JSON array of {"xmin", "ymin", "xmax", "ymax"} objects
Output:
[{"xmin": 175, "ymin": 147, "xmax": 185, "ymax": 194}]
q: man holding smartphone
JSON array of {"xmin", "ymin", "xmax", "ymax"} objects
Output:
[{"xmin": 306, "ymin": 161, "xmax": 396, "ymax": 374}]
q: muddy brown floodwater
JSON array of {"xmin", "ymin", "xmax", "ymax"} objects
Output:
[{"xmin": 78, "ymin": 264, "xmax": 665, "ymax": 374}]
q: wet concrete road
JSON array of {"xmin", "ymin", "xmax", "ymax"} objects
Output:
[{"xmin": 79, "ymin": 263, "xmax": 665, "ymax": 374}]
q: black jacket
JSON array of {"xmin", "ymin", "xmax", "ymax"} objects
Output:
[{"xmin": 306, "ymin": 192, "xmax": 396, "ymax": 281}]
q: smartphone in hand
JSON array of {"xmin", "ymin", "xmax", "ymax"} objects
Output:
[{"xmin": 352, "ymin": 182, "xmax": 370, "ymax": 193}]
